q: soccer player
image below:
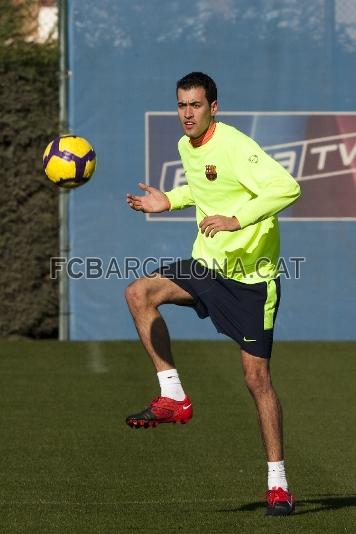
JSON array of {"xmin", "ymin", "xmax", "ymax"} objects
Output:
[{"xmin": 125, "ymin": 72, "xmax": 300, "ymax": 516}]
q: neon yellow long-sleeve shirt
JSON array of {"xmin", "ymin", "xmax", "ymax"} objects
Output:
[{"xmin": 165, "ymin": 122, "xmax": 301, "ymax": 283}]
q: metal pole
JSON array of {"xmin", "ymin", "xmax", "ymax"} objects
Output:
[
  {"xmin": 324, "ymin": 0, "xmax": 335, "ymax": 108},
  {"xmin": 59, "ymin": 0, "xmax": 70, "ymax": 340}
]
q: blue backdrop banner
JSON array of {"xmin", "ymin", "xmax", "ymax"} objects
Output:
[{"xmin": 66, "ymin": 0, "xmax": 356, "ymax": 340}]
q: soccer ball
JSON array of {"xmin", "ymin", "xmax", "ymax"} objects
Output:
[{"xmin": 43, "ymin": 135, "xmax": 96, "ymax": 188}]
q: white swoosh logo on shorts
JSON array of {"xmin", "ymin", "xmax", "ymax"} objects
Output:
[
  {"xmin": 243, "ymin": 336, "xmax": 256, "ymax": 342},
  {"xmin": 183, "ymin": 404, "xmax": 192, "ymax": 410}
]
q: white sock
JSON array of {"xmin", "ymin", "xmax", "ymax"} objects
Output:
[
  {"xmin": 267, "ymin": 460, "xmax": 288, "ymax": 490},
  {"xmin": 157, "ymin": 369, "xmax": 185, "ymax": 401}
]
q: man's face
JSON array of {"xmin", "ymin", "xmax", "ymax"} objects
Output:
[{"xmin": 177, "ymin": 86, "xmax": 217, "ymax": 139}]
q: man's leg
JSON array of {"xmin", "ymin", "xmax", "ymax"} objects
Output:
[
  {"xmin": 241, "ymin": 349, "xmax": 295, "ymax": 515},
  {"xmin": 124, "ymin": 273, "xmax": 195, "ymax": 428},
  {"xmin": 241, "ymin": 349, "xmax": 283, "ymax": 461},
  {"xmin": 125, "ymin": 273, "xmax": 195, "ymax": 371}
]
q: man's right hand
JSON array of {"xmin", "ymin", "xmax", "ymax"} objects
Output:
[{"xmin": 126, "ymin": 183, "xmax": 171, "ymax": 213}]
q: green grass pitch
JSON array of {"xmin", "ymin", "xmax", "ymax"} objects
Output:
[{"xmin": 0, "ymin": 340, "xmax": 355, "ymax": 533}]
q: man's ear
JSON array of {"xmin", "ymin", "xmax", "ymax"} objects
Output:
[{"xmin": 211, "ymin": 100, "xmax": 218, "ymax": 116}]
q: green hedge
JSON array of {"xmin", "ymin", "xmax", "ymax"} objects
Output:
[{"xmin": 0, "ymin": 43, "xmax": 59, "ymax": 337}]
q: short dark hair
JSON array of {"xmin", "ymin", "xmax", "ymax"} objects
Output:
[{"xmin": 176, "ymin": 72, "xmax": 217, "ymax": 105}]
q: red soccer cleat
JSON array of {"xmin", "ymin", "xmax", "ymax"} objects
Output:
[
  {"xmin": 266, "ymin": 487, "xmax": 295, "ymax": 516},
  {"xmin": 126, "ymin": 395, "xmax": 193, "ymax": 428}
]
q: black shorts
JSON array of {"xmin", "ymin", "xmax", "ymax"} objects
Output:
[{"xmin": 155, "ymin": 259, "xmax": 280, "ymax": 359}]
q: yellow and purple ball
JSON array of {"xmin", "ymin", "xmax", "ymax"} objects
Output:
[{"xmin": 43, "ymin": 135, "xmax": 96, "ymax": 188}]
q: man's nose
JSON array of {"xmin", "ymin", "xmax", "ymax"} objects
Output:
[{"xmin": 184, "ymin": 106, "xmax": 193, "ymax": 118}]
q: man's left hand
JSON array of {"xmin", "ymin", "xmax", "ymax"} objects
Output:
[{"xmin": 199, "ymin": 215, "xmax": 241, "ymax": 237}]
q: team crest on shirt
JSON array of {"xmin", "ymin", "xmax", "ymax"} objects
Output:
[{"xmin": 205, "ymin": 165, "xmax": 217, "ymax": 181}]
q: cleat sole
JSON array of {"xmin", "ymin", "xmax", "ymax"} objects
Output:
[
  {"xmin": 266, "ymin": 508, "xmax": 294, "ymax": 516},
  {"xmin": 126, "ymin": 418, "xmax": 190, "ymax": 428},
  {"xmin": 266, "ymin": 503, "xmax": 295, "ymax": 517}
]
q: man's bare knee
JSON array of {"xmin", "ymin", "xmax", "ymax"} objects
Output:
[
  {"xmin": 125, "ymin": 274, "xmax": 194, "ymax": 311},
  {"xmin": 241, "ymin": 351, "xmax": 272, "ymax": 397},
  {"xmin": 244, "ymin": 369, "xmax": 271, "ymax": 397},
  {"xmin": 125, "ymin": 276, "xmax": 172, "ymax": 311},
  {"xmin": 125, "ymin": 278, "xmax": 153, "ymax": 309}
]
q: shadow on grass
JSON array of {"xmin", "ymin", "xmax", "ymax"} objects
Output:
[{"xmin": 217, "ymin": 494, "xmax": 356, "ymax": 515}]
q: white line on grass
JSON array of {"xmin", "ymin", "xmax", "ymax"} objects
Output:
[
  {"xmin": 87, "ymin": 342, "xmax": 109, "ymax": 374},
  {"xmin": 0, "ymin": 497, "xmax": 242, "ymax": 506}
]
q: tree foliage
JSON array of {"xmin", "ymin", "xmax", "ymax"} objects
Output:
[{"xmin": 0, "ymin": 1, "xmax": 59, "ymax": 337}]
